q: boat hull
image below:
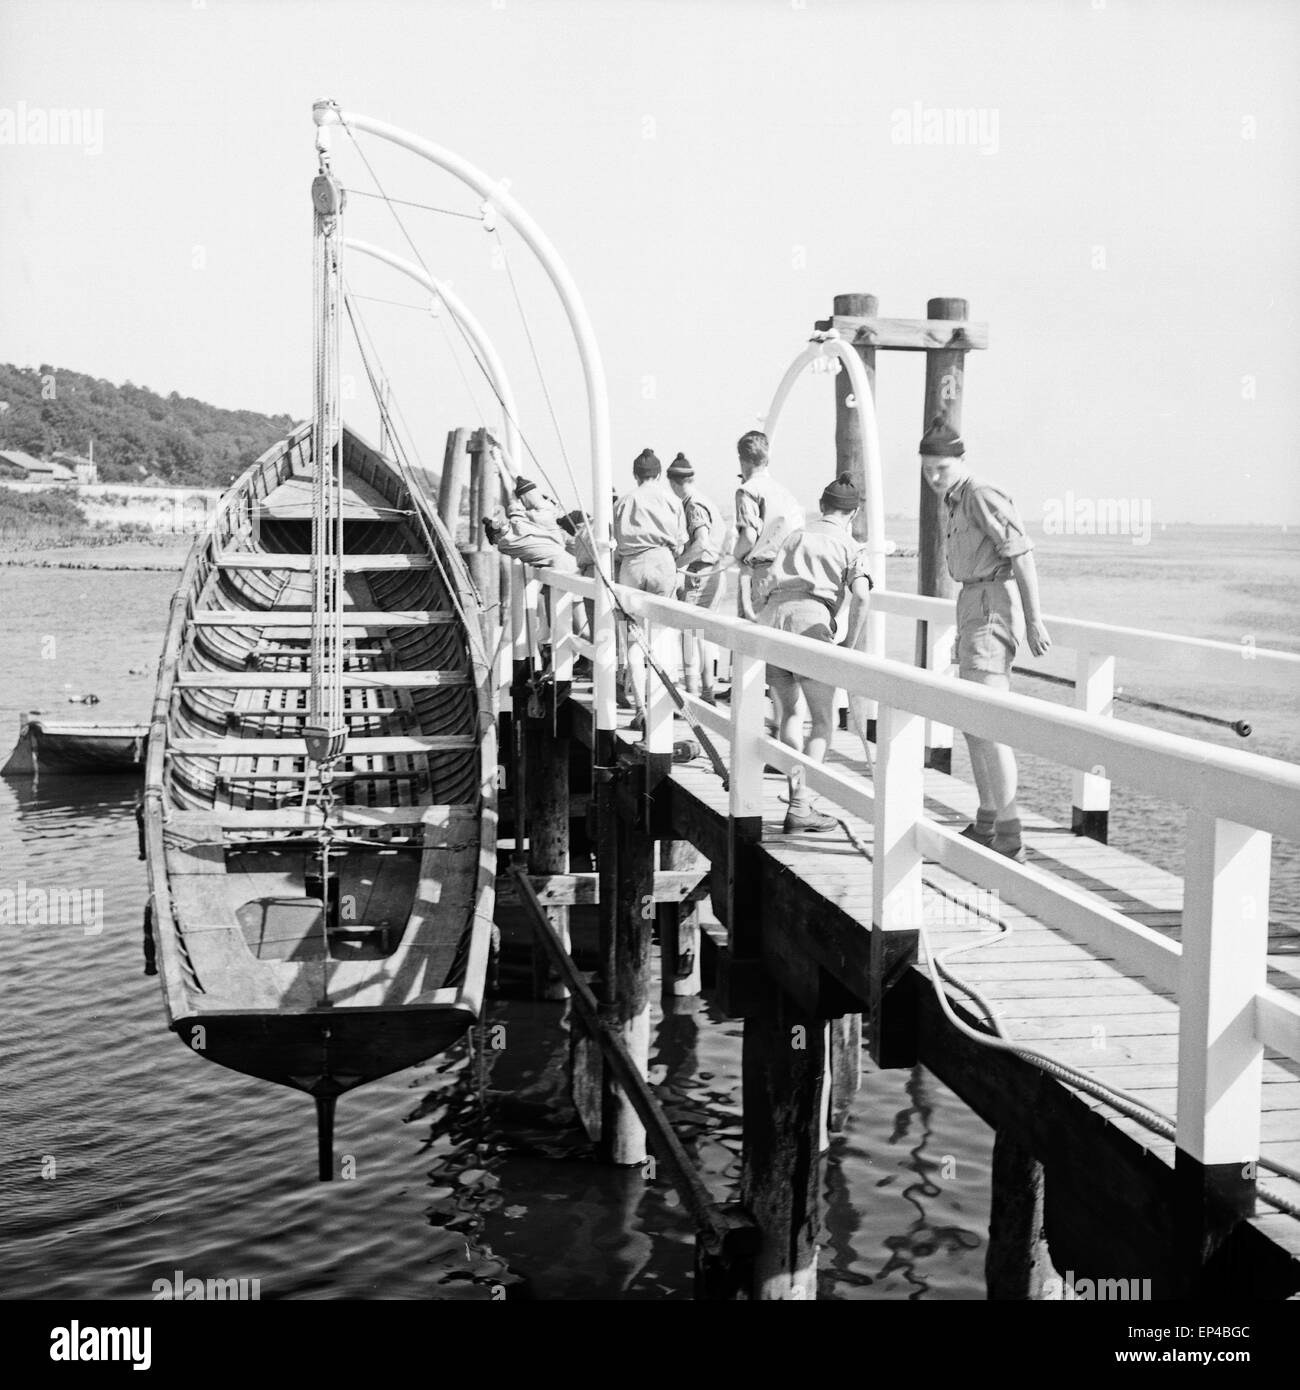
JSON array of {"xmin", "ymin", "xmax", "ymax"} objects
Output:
[
  {"xmin": 169, "ymin": 1002, "xmax": 480, "ymax": 1096},
  {"xmin": 2, "ymin": 717, "xmax": 147, "ymax": 777},
  {"xmin": 142, "ymin": 423, "xmax": 498, "ymax": 1104}
]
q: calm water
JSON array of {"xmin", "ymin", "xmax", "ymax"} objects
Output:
[{"xmin": 1, "ymin": 524, "xmax": 1296, "ymax": 1300}]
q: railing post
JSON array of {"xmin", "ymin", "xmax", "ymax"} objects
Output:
[
  {"xmin": 552, "ymin": 587, "xmax": 574, "ymax": 683},
  {"xmin": 644, "ymin": 619, "xmax": 675, "ymax": 756},
  {"xmin": 717, "ymin": 649, "xmax": 767, "ymax": 1016},
  {"xmin": 869, "ymin": 701, "xmax": 924, "ymax": 1066},
  {"xmin": 923, "ymin": 617, "xmax": 956, "ymax": 782},
  {"xmin": 1071, "ymin": 648, "xmax": 1113, "ymax": 842},
  {"xmin": 916, "ymin": 296, "xmax": 968, "ymax": 774},
  {"xmin": 727, "ymin": 651, "xmax": 767, "ymax": 830},
  {"xmin": 600, "ymin": 617, "xmax": 676, "ymax": 1167},
  {"xmin": 1175, "ymin": 812, "xmax": 1267, "ymax": 1278}
]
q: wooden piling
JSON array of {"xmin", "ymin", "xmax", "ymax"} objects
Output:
[
  {"xmin": 590, "ymin": 719, "xmax": 620, "ymax": 1142},
  {"xmin": 827, "ymin": 1013, "xmax": 862, "ymax": 1134},
  {"xmin": 436, "ymin": 426, "xmax": 470, "ymax": 541},
  {"xmin": 525, "ymin": 683, "xmax": 571, "ymax": 1001},
  {"xmin": 740, "ymin": 987, "xmax": 826, "ymax": 1299},
  {"xmin": 601, "ymin": 768, "xmax": 655, "ymax": 1166},
  {"xmin": 985, "ymin": 1130, "xmax": 1058, "ymax": 1299},
  {"xmin": 833, "ymin": 292, "xmax": 878, "ymax": 547},
  {"xmin": 916, "ymin": 296, "xmax": 968, "ymax": 775},
  {"xmin": 658, "ymin": 838, "xmax": 703, "ymax": 1000}
]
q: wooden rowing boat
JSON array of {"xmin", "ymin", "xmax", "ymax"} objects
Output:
[
  {"xmin": 141, "ymin": 422, "xmax": 497, "ymax": 1175},
  {"xmin": 2, "ymin": 713, "xmax": 148, "ymax": 776}
]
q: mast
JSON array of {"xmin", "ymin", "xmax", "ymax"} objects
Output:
[
  {"xmin": 306, "ymin": 135, "xmax": 348, "ymax": 772},
  {"xmin": 305, "ymin": 123, "xmax": 348, "ymax": 1029}
]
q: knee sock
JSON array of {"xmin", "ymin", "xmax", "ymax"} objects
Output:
[{"xmin": 992, "ymin": 817, "xmax": 1022, "ymax": 848}]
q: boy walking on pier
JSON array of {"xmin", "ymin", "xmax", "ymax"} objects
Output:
[
  {"xmin": 666, "ymin": 452, "xmax": 723, "ymax": 703},
  {"xmin": 759, "ymin": 472, "xmax": 873, "ymax": 833},
  {"xmin": 614, "ymin": 448, "xmax": 687, "ymax": 727},
  {"xmin": 920, "ymin": 417, "xmax": 1051, "ymax": 861},
  {"xmin": 733, "ymin": 430, "xmax": 804, "ymax": 619}
]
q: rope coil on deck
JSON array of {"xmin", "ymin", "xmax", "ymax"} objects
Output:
[{"xmin": 825, "ymin": 811, "xmax": 1300, "ymax": 1218}]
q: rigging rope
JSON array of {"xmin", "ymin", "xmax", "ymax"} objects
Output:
[
  {"xmin": 343, "ymin": 292, "xmax": 491, "ymax": 674},
  {"xmin": 492, "ymin": 227, "xmax": 574, "ymax": 480},
  {"xmin": 343, "ymin": 187, "xmax": 485, "ymax": 220}
]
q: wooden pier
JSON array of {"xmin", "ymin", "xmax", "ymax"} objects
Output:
[
  {"xmin": 429, "ymin": 297, "xmax": 1300, "ymax": 1301},
  {"xmin": 491, "ymin": 587, "xmax": 1300, "ymax": 1299}
]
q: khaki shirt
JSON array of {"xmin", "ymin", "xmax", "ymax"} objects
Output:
[
  {"xmin": 681, "ymin": 488, "xmax": 723, "ymax": 567},
  {"xmin": 498, "ymin": 502, "xmax": 571, "ymax": 568},
  {"xmin": 735, "ymin": 469, "xmax": 805, "ymax": 552},
  {"xmin": 614, "ymin": 481, "xmax": 687, "ymax": 558},
  {"xmin": 768, "ymin": 517, "xmax": 872, "ymax": 608},
  {"xmin": 944, "ymin": 475, "xmax": 1033, "ymax": 583}
]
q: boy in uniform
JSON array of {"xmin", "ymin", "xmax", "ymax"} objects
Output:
[
  {"xmin": 732, "ymin": 430, "xmax": 804, "ymax": 619},
  {"xmin": 919, "ymin": 417, "xmax": 1051, "ymax": 861},
  {"xmin": 759, "ymin": 472, "xmax": 873, "ymax": 833},
  {"xmin": 613, "ymin": 448, "xmax": 687, "ymax": 727},
  {"xmin": 666, "ymin": 451, "xmax": 723, "ymax": 703}
]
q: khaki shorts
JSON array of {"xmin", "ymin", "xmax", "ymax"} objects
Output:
[
  {"xmin": 955, "ymin": 579, "xmax": 1024, "ymax": 675},
  {"xmin": 760, "ymin": 596, "xmax": 834, "ymax": 683},
  {"xmin": 679, "ymin": 561, "xmax": 724, "ymax": 611},
  {"xmin": 617, "ymin": 547, "xmax": 677, "ymax": 596}
]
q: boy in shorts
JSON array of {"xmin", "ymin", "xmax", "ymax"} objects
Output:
[
  {"xmin": 759, "ymin": 472, "xmax": 873, "ymax": 833},
  {"xmin": 666, "ymin": 451, "xmax": 724, "ymax": 703},
  {"xmin": 919, "ymin": 417, "xmax": 1051, "ymax": 861}
]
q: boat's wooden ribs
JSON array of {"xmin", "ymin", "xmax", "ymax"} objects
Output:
[
  {"xmin": 215, "ymin": 553, "xmax": 434, "ymax": 572},
  {"xmin": 170, "ymin": 735, "xmax": 474, "ymax": 756},
  {"xmin": 191, "ymin": 610, "xmax": 454, "ymax": 627},
  {"xmin": 174, "ymin": 671, "xmax": 469, "ymax": 688}
]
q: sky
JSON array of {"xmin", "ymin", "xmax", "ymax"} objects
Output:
[{"xmin": 1, "ymin": 0, "xmax": 1297, "ymax": 527}]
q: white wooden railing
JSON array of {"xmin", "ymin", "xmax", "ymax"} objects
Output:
[
  {"xmin": 870, "ymin": 587, "xmax": 1300, "ymax": 830},
  {"xmin": 506, "ymin": 562, "xmax": 1300, "ymax": 1181}
]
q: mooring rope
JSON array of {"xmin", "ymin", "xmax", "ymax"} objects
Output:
[{"xmin": 824, "ymin": 809, "xmax": 1300, "ymax": 1216}]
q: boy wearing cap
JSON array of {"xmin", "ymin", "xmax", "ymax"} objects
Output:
[
  {"xmin": 555, "ymin": 508, "xmax": 597, "ymax": 669},
  {"xmin": 667, "ymin": 452, "xmax": 723, "ymax": 704},
  {"xmin": 733, "ymin": 430, "xmax": 805, "ymax": 619},
  {"xmin": 614, "ymin": 449, "xmax": 688, "ymax": 726},
  {"xmin": 483, "ymin": 492, "xmax": 577, "ymax": 573},
  {"xmin": 919, "ymin": 416, "xmax": 1051, "ymax": 862},
  {"xmin": 760, "ymin": 472, "xmax": 873, "ymax": 834}
]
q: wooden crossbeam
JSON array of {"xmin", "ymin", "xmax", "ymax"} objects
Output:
[
  {"xmin": 215, "ymin": 769, "xmax": 423, "ymax": 783},
  {"xmin": 228, "ymin": 707, "xmax": 405, "ymax": 720},
  {"xmin": 165, "ymin": 805, "xmax": 458, "ymax": 830},
  {"xmin": 176, "ymin": 670, "xmax": 467, "ymax": 689},
  {"xmin": 192, "ymin": 610, "xmax": 452, "ymax": 627},
  {"xmin": 495, "ymin": 870, "xmax": 708, "ymax": 907},
  {"xmin": 822, "ymin": 314, "xmax": 989, "ymax": 351},
  {"xmin": 215, "ymin": 553, "xmax": 433, "ymax": 571}
]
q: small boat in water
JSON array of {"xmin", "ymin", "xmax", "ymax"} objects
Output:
[
  {"xmin": 141, "ymin": 159, "xmax": 497, "ymax": 1177},
  {"xmin": 2, "ymin": 713, "xmax": 147, "ymax": 777}
]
